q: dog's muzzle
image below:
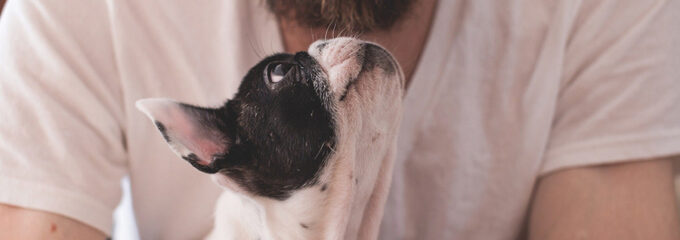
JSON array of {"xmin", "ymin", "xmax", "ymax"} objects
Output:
[{"xmin": 307, "ymin": 38, "xmax": 402, "ymax": 98}]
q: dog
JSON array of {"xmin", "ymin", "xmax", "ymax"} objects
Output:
[{"xmin": 136, "ymin": 37, "xmax": 404, "ymax": 240}]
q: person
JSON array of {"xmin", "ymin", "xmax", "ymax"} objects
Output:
[{"xmin": 1, "ymin": 0, "xmax": 679, "ymax": 239}]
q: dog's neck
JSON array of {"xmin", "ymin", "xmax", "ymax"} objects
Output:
[{"xmin": 209, "ymin": 184, "xmax": 333, "ymax": 240}]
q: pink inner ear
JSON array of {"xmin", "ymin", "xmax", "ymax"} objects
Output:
[
  {"xmin": 182, "ymin": 131, "xmax": 226, "ymax": 166},
  {"xmin": 137, "ymin": 98, "xmax": 227, "ymax": 166},
  {"xmin": 166, "ymin": 107, "xmax": 228, "ymax": 166}
]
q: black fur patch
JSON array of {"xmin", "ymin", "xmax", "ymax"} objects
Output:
[
  {"xmin": 183, "ymin": 153, "xmax": 219, "ymax": 174},
  {"xmin": 187, "ymin": 52, "xmax": 337, "ymax": 200}
]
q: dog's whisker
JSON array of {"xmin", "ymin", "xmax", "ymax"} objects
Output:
[
  {"xmin": 332, "ymin": 21, "xmax": 338, "ymax": 39},
  {"xmin": 326, "ymin": 143, "xmax": 337, "ymax": 153},
  {"xmin": 314, "ymin": 143, "xmax": 326, "ymax": 159},
  {"xmin": 324, "ymin": 20, "xmax": 333, "ymax": 41},
  {"xmin": 244, "ymin": 29, "xmax": 261, "ymax": 58},
  {"xmin": 338, "ymin": 25, "xmax": 347, "ymax": 38},
  {"xmin": 248, "ymin": 38, "xmax": 262, "ymax": 58}
]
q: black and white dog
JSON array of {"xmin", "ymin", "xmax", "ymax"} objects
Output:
[{"xmin": 137, "ymin": 38, "xmax": 404, "ymax": 239}]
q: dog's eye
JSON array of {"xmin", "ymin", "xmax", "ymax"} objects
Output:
[{"xmin": 268, "ymin": 63, "xmax": 293, "ymax": 83}]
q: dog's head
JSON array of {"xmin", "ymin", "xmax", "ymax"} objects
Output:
[{"xmin": 137, "ymin": 38, "xmax": 403, "ymax": 203}]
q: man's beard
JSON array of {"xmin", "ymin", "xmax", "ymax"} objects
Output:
[{"xmin": 266, "ymin": 0, "xmax": 416, "ymax": 33}]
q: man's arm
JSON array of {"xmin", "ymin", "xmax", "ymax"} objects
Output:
[
  {"xmin": 0, "ymin": 0, "xmax": 126, "ymax": 236},
  {"xmin": 529, "ymin": 157, "xmax": 680, "ymax": 240},
  {"xmin": 0, "ymin": 204, "xmax": 106, "ymax": 239}
]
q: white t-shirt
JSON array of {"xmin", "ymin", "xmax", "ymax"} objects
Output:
[{"xmin": 1, "ymin": 0, "xmax": 679, "ymax": 239}]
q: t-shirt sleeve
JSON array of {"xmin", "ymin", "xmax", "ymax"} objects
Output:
[
  {"xmin": 540, "ymin": 0, "xmax": 680, "ymax": 175},
  {"xmin": 0, "ymin": 1, "xmax": 126, "ymax": 235}
]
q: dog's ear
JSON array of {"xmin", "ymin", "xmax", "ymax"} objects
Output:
[{"xmin": 135, "ymin": 98, "xmax": 233, "ymax": 174}]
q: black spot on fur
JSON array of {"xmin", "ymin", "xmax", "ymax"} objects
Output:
[
  {"xmin": 153, "ymin": 121, "xmax": 171, "ymax": 142},
  {"xmin": 300, "ymin": 223, "xmax": 309, "ymax": 229},
  {"xmin": 355, "ymin": 178, "xmax": 359, "ymax": 184},
  {"xmin": 320, "ymin": 184, "xmax": 327, "ymax": 192},
  {"xmin": 371, "ymin": 133, "xmax": 380, "ymax": 142},
  {"xmin": 316, "ymin": 42, "xmax": 328, "ymax": 52}
]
